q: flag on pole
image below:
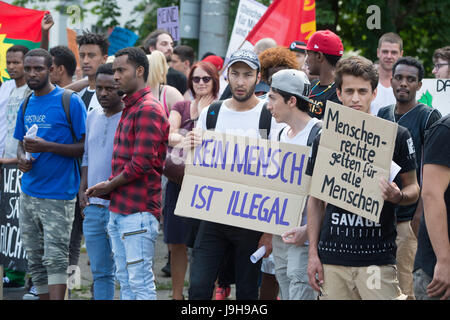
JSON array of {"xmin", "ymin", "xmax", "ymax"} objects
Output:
[
  {"xmin": 0, "ymin": 2, "xmax": 48, "ymax": 81},
  {"xmin": 245, "ymin": 0, "xmax": 316, "ymax": 47}
]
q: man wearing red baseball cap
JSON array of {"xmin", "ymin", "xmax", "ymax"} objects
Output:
[{"xmin": 305, "ymin": 30, "xmax": 344, "ymax": 119}]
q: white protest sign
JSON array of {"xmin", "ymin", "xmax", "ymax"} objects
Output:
[
  {"xmin": 175, "ymin": 131, "xmax": 311, "ymax": 236},
  {"xmin": 416, "ymin": 78, "xmax": 450, "ymax": 116},
  {"xmin": 225, "ymin": 0, "xmax": 267, "ymax": 61},
  {"xmin": 309, "ymin": 101, "xmax": 398, "ymax": 223}
]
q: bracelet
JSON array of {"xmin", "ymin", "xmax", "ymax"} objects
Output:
[{"xmin": 396, "ymin": 191, "xmax": 404, "ymax": 204}]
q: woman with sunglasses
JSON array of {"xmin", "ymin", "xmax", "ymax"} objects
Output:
[{"xmin": 163, "ymin": 61, "xmax": 220, "ymax": 300}]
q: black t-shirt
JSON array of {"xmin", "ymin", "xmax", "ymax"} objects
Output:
[
  {"xmin": 414, "ymin": 114, "xmax": 450, "ymax": 278},
  {"xmin": 81, "ymin": 88, "xmax": 95, "ymax": 111},
  {"xmin": 306, "ymin": 125, "xmax": 417, "ymax": 267},
  {"xmin": 378, "ymin": 104, "xmax": 442, "ymax": 221},
  {"xmin": 166, "ymin": 67, "xmax": 187, "ymax": 95},
  {"xmin": 307, "ymin": 80, "xmax": 340, "ymax": 119}
]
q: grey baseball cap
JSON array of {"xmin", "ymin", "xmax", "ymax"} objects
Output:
[
  {"xmin": 228, "ymin": 49, "xmax": 260, "ymax": 70},
  {"xmin": 270, "ymin": 69, "xmax": 311, "ymax": 103}
]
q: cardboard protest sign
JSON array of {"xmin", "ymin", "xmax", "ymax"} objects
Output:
[
  {"xmin": 175, "ymin": 131, "xmax": 311, "ymax": 235},
  {"xmin": 107, "ymin": 27, "xmax": 139, "ymax": 56},
  {"xmin": 0, "ymin": 164, "xmax": 27, "ymax": 271},
  {"xmin": 157, "ymin": 6, "xmax": 180, "ymax": 41},
  {"xmin": 309, "ymin": 101, "xmax": 398, "ymax": 223},
  {"xmin": 417, "ymin": 78, "xmax": 450, "ymax": 116}
]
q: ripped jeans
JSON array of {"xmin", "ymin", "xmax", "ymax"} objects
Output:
[{"xmin": 107, "ymin": 211, "xmax": 159, "ymax": 300}]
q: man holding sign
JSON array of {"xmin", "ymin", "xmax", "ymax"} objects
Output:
[
  {"xmin": 186, "ymin": 50, "xmax": 282, "ymax": 300},
  {"xmin": 306, "ymin": 56, "xmax": 420, "ymax": 299}
]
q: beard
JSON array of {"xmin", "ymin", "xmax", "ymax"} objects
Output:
[
  {"xmin": 230, "ymin": 80, "xmax": 257, "ymax": 102},
  {"xmin": 27, "ymin": 74, "xmax": 49, "ymax": 91}
]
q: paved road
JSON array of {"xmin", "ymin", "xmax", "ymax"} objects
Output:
[{"xmin": 2, "ymin": 231, "xmax": 191, "ymax": 300}]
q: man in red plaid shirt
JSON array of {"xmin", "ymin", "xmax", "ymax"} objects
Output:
[{"xmin": 86, "ymin": 47, "xmax": 169, "ymax": 300}]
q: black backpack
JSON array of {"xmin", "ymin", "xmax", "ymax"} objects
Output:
[{"xmin": 206, "ymin": 100, "xmax": 272, "ymax": 138}]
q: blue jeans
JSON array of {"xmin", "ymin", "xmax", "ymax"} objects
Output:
[
  {"xmin": 107, "ymin": 211, "xmax": 159, "ymax": 300},
  {"xmin": 82, "ymin": 205, "xmax": 115, "ymax": 300}
]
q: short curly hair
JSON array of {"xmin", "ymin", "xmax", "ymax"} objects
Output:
[
  {"xmin": 259, "ymin": 46, "xmax": 299, "ymax": 83},
  {"xmin": 76, "ymin": 31, "xmax": 109, "ymax": 56}
]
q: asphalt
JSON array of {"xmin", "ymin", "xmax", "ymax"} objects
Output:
[
  {"xmin": 2, "ymin": 230, "xmax": 238, "ymax": 300},
  {"xmin": 2, "ymin": 231, "xmax": 208, "ymax": 300}
]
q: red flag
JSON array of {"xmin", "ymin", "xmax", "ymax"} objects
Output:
[{"xmin": 245, "ymin": 0, "xmax": 316, "ymax": 47}]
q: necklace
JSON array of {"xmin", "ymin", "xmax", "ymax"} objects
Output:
[{"xmin": 309, "ymin": 81, "xmax": 335, "ymax": 98}]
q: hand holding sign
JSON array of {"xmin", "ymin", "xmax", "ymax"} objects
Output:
[
  {"xmin": 183, "ymin": 128, "xmax": 202, "ymax": 149},
  {"xmin": 379, "ymin": 178, "xmax": 403, "ymax": 204},
  {"xmin": 281, "ymin": 225, "xmax": 308, "ymax": 246}
]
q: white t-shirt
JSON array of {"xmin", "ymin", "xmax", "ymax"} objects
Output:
[
  {"xmin": 3, "ymin": 84, "xmax": 31, "ymax": 158},
  {"xmin": 370, "ymin": 82, "xmax": 396, "ymax": 115},
  {"xmin": 0, "ymin": 80, "xmax": 17, "ymax": 156},
  {"xmin": 196, "ymin": 98, "xmax": 285, "ymax": 140}
]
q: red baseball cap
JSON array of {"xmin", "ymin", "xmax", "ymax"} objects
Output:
[
  {"xmin": 202, "ymin": 55, "xmax": 224, "ymax": 71},
  {"xmin": 306, "ymin": 30, "xmax": 344, "ymax": 56}
]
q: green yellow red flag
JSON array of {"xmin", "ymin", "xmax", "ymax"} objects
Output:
[{"xmin": 0, "ymin": 1, "xmax": 48, "ymax": 82}]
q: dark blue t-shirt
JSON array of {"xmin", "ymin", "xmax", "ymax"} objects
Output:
[{"xmin": 14, "ymin": 86, "xmax": 87, "ymax": 200}]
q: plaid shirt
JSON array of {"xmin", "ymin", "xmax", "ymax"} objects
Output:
[{"xmin": 108, "ymin": 87, "xmax": 169, "ymax": 217}]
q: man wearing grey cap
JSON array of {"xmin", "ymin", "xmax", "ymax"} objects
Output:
[
  {"xmin": 186, "ymin": 49, "xmax": 283, "ymax": 300},
  {"xmin": 266, "ymin": 69, "xmax": 321, "ymax": 300}
]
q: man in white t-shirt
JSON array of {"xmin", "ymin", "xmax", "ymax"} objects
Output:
[
  {"xmin": 370, "ymin": 32, "xmax": 403, "ymax": 115},
  {"xmin": 187, "ymin": 49, "xmax": 282, "ymax": 300},
  {"xmin": 266, "ymin": 69, "xmax": 320, "ymax": 300}
]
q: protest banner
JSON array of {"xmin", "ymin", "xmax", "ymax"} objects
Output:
[
  {"xmin": 107, "ymin": 27, "xmax": 139, "ymax": 56},
  {"xmin": 225, "ymin": 0, "xmax": 267, "ymax": 62},
  {"xmin": 175, "ymin": 131, "xmax": 311, "ymax": 236},
  {"xmin": 0, "ymin": 164, "xmax": 27, "ymax": 272},
  {"xmin": 417, "ymin": 78, "xmax": 450, "ymax": 116},
  {"xmin": 157, "ymin": 6, "xmax": 180, "ymax": 41},
  {"xmin": 309, "ymin": 101, "xmax": 398, "ymax": 223}
]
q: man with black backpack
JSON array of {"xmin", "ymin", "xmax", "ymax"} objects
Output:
[
  {"xmin": 186, "ymin": 49, "xmax": 283, "ymax": 300},
  {"xmin": 14, "ymin": 48, "xmax": 87, "ymax": 300},
  {"xmin": 378, "ymin": 57, "xmax": 441, "ymax": 299}
]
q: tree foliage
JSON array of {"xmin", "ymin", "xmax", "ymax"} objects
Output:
[{"xmin": 315, "ymin": 0, "xmax": 450, "ymax": 77}]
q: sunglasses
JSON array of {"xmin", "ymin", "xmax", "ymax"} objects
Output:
[{"xmin": 192, "ymin": 76, "xmax": 212, "ymax": 84}]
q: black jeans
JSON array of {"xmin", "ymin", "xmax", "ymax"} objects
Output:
[{"xmin": 188, "ymin": 221, "xmax": 263, "ymax": 300}]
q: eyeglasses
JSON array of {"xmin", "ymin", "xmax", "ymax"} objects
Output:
[
  {"xmin": 192, "ymin": 76, "xmax": 212, "ymax": 84},
  {"xmin": 433, "ymin": 63, "xmax": 449, "ymax": 70}
]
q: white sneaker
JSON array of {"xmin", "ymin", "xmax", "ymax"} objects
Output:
[{"xmin": 23, "ymin": 286, "xmax": 39, "ymax": 300}]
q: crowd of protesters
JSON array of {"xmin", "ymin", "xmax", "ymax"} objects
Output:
[{"xmin": 1, "ymin": 12, "xmax": 449, "ymax": 301}]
